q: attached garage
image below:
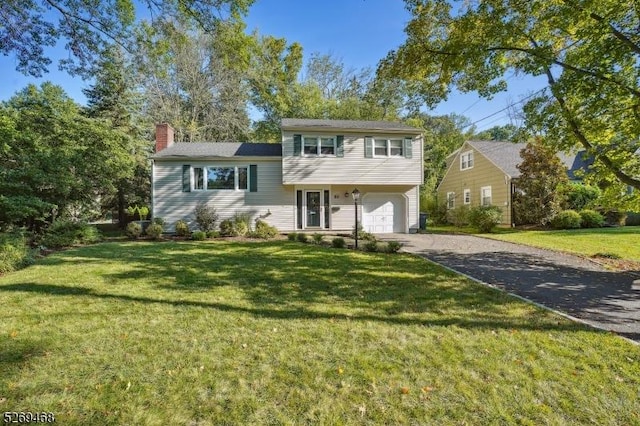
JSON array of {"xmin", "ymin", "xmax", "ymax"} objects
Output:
[{"xmin": 362, "ymin": 194, "xmax": 406, "ymax": 233}]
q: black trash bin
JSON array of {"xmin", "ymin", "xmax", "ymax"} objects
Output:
[{"xmin": 419, "ymin": 212, "xmax": 428, "ymax": 230}]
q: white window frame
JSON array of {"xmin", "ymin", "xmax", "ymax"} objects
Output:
[
  {"xmin": 192, "ymin": 166, "xmax": 249, "ymax": 191},
  {"xmin": 447, "ymin": 192, "xmax": 455, "ymax": 209},
  {"xmin": 480, "ymin": 186, "xmax": 492, "ymax": 206},
  {"xmin": 460, "ymin": 150, "xmax": 474, "ymax": 170},
  {"xmin": 373, "ymin": 138, "xmax": 404, "ymax": 157},
  {"xmin": 302, "ymin": 136, "xmax": 336, "ymax": 157},
  {"xmin": 463, "ymin": 188, "xmax": 471, "ymax": 205}
]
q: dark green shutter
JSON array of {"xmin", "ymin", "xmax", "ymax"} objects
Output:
[
  {"xmin": 182, "ymin": 165, "xmax": 191, "ymax": 192},
  {"xmin": 293, "ymin": 134, "xmax": 302, "ymax": 156},
  {"xmin": 336, "ymin": 135, "xmax": 344, "ymax": 157},
  {"xmin": 249, "ymin": 164, "xmax": 258, "ymax": 192},
  {"xmin": 404, "ymin": 137, "xmax": 413, "ymax": 159},
  {"xmin": 364, "ymin": 137, "xmax": 373, "ymax": 158}
]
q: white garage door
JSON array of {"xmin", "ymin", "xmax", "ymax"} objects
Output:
[{"xmin": 363, "ymin": 194, "xmax": 405, "ymax": 233}]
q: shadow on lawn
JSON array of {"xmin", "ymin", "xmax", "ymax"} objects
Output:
[{"xmin": 0, "ymin": 282, "xmax": 590, "ymax": 334}]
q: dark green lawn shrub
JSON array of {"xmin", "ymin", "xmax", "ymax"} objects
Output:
[
  {"xmin": 126, "ymin": 222, "xmax": 142, "ymax": 239},
  {"xmin": 174, "ymin": 220, "xmax": 190, "ymax": 237},
  {"xmin": 550, "ymin": 210, "xmax": 582, "ymax": 229},
  {"xmin": 468, "ymin": 206, "xmax": 503, "ymax": 233},
  {"xmin": 331, "ymin": 237, "xmax": 345, "ymax": 248},
  {"xmin": 385, "ymin": 241, "xmax": 403, "ymax": 253},
  {"xmin": 287, "ymin": 232, "xmax": 298, "ymax": 241},
  {"xmin": 145, "ymin": 223, "xmax": 164, "ymax": 240},
  {"xmin": 602, "ymin": 210, "xmax": 627, "ymax": 227},
  {"xmin": 312, "ymin": 233, "xmax": 324, "ymax": 244},
  {"xmin": 206, "ymin": 230, "xmax": 220, "ymax": 238},
  {"xmin": 297, "ymin": 233, "xmax": 308, "ymax": 243},
  {"xmin": 219, "ymin": 219, "xmax": 235, "ymax": 237},
  {"xmin": 579, "ymin": 209, "xmax": 604, "ymax": 228},
  {"xmin": 194, "ymin": 203, "xmax": 219, "ymax": 232},
  {"xmin": 0, "ymin": 231, "xmax": 33, "ymax": 273},
  {"xmin": 43, "ymin": 220, "xmax": 102, "ymax": 247},
  {"xmin": 253, "ymin": 220, "xmax": 278, "ymax": 239},
  {"xmin": 559, "ymin": 182, "xmax": 601, "ymax": 211},
  {"xmin": 152, "ymin": 217, "xmax": 165, "ymax": 226},
  {"xmin": 364, "ymin": 240, "xmax": 378, "ymax": 252},
  {"xmin": 447, "ymin": 205, "xmax": 470, "ymax": 227},
  {"xmin": 191, "ymin": 231, "xmax": 206, "ymax": 241}
]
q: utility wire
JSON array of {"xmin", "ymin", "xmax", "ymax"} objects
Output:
[{"xmin": 462, "ymin": 88, "xmax": 546, "ymax": 130}]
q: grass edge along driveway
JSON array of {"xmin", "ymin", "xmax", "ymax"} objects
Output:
[{"xmin": 1, "ymin": 240, "xmax": 639, "ymax": 425}]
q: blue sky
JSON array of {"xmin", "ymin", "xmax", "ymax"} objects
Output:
[{"xmin": 0, "ymin": 0, "xmax": 546, "ymax": 131}]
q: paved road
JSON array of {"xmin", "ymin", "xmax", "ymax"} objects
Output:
[{"xmin": 379, "ymin": 233, "xmax": 640, "ymax": 342}]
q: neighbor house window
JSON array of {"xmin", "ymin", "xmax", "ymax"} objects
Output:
[
  {"xmin": 193, "ymin": 167, "xmax": 204, "ymax": 190},
  {"xmin": 464, "ymin": 188, "xmax": 471, "ymax": 204},
  {"xmin": 447, "ymin": 192, "xmax": 455, "ymax": 209},
  {"xmin": 373, "ymin": 138, "xmax": 404, "ymax": 157},
  {"xmin": 303, "ymin": 136, "xmax": 336, "ymax": 156},
  {"xmin": 460, "ymin": 150, "xmax": 474, "ymax": 170},
  {"xmin": 481, "ymin": 186, "xmax": 492, "ymax": 206},
  {"xmin": 195, "ymin": 166, "xmax": 248, "ymax": 191}
]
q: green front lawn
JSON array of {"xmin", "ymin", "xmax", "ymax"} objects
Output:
[
  {"xmin": 485, "ymin": 226, "xmax": 640, "ymax": 261},
  {"xmin": 1, "ymin": 241, "xmax": 638, "ymax": 424}
]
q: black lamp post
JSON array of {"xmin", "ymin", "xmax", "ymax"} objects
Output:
[{"xmin": 351, "ymin": 188, "xmax": 361, "ymax": 249}]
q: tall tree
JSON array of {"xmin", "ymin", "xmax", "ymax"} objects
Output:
[
  {"xmin": 381, "ymin": 0, "xmax": 640, "ymax": 196},
  {"xmin": 0, "ymin": 0, "xmax": 253, "ymax": 77},
  {"xmin": 0, "ymin": 83, "xmax": 135, "ymax": 229},
  {"xmin": 512, "ymin": 138, "xmax": 569, "ymax": 225}
]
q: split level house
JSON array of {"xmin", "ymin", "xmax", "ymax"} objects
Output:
[
  {"xmin": 151, "ymin": 119, "xmax": 424, "ymax": 233},
  {"xmin": 437, "ymin": 140, "xmax": 590, "ymax": 226}
]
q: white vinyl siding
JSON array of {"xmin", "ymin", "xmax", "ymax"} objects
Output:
[
  {"xmin": 282, "ymin": 131, "xmax": 423, "ymax": 185},
  {"xmin": 153, "ymin": 159, "xmax": 293, "ymax": 232}
]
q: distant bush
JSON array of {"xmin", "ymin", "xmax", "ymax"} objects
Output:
[
  {"xmin": 447, "ymin": 205, "xmax": 470, "ymax": 227},
  {"xmin": 206, "ymin": 230, "xmax": 220, "ymax": 239},
  {"xmin": 126, "ymin": 222, "xmax": 142, "ymax": 239},
  {"xmin": 385, "ymin": 241, "xmax": 403, "ymax": 253},
  {"xmin": 331, "ymin": 237, "xmax": 345, "ymax": 248},
  {"xmin": 312, "ymin": 233, "xmax": 324, "ymax": 244},
  {"xmin": 43, "ymin": 220, "xmax": 102, "ymax": 247},
  {"xmin": 145, "ymin": 223, "xmax": 164, "ymax": 240},
  {"xmin": 191, "ymin": 230, "xmax": 207, "ymax": 241},
  {"xmin": 287, "ymin": 232, "xmax": 298, "ymax": 241},
  {"xmin": 174, "ymin": 220, "xmax": 190, "ymax": 237},
  {"xmin": 0, "ymin": 231, "xmax": 33, "ymax": 274},
  {"xmin": 152, "ymin": 217, "xmax": 165, "ymax": 226},
  {"xmin": 219, "ymin": 219, "xmax": 235, "ymax": 237},
  {"xmin": 194, "ymin": 203, "xmax": 219, "ymax": 232},
  {"xmin": 363, "ymin": 240, "xmax": 378, "ymax": 252},
  {"xmin": 559, "ymin": 182, "xmax": 601, "ymax": 211},
  {"xmin": 579, "ymin": 209, "xmax": 604, "ymax": 228},
  {"xmin": 297, "ymin": 232, "xmax": 308, "ymax": 243},
  {"xmin": 253, "ymin": 220, "xmax": 278, "ymax": 239},
  {"xmin": 422, "ymin": 194, "xmax": 448, "ymax": 225},
  {"xmin": 550, "ymin": 210, "xmax": 582, "ymax": 229},
  {"xmin": 468, "ymin": 206, "xmax": 503, "ymax": 233}
]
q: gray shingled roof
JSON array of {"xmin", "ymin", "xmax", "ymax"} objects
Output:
[
  {"xmin": 467, "ymin": 140, "xmax": 527, "ymax": 177},
  {"xmin": 281, "ymin": 118, "xmax": 421, "ymax": 133},
  {"xmin": 152, "ymin": 142, "xmax": 282, "ymax": 159},
  {"xmin": 467, "ymin": 140, "xmax": 590, "ymax": 178}
]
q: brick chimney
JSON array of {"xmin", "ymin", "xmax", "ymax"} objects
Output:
[{"xmin": 155, "ymin": 123, "xmax": 175, "ymax": 152}]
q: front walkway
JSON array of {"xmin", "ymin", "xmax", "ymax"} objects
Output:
[{"xmin": 378, "ymin": 233, "xmax": 640, "ymax": 342}]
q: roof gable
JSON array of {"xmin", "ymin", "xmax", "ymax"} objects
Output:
[{"xmin": 152, "ymin": 142, "xmax": 282, "ymax": 159}]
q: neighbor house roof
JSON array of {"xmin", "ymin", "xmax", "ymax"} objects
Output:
[
  {"xmin": 466, "ymin": 140, "xmax": 590, "ymax": 178},
  {"xmin": 152, "ymin": 142, "xmax": 282, "ymax": 159},
  {"xmin": 281, "ymin": 118, "xmax": 421, "ymax": 133}
]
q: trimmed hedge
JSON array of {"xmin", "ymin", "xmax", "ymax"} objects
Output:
[
  {"xmin": 42, "ymin": 220, "xmax": 102, "ymax": 248},
  {"xmin": 579, "ymin": 209, "xmax": 604, "ymax": 228},
  {"xmin": 550, "ymin": 210, "xmax": 582, "ymax": 229}
]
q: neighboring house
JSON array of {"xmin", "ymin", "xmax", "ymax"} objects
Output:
[
  {"xmin": 437, "ymin": 140, "xmax": 589, "ymax": 226},
  {"xmin": 152, "ymin": 119, "xmax": 424, "ymax": 233}
]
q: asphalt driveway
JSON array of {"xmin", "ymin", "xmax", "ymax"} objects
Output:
[{"xmin": 379, "ymin": 233, "xmax": 640, "ymax": 342}]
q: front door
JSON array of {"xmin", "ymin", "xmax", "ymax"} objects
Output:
[{"xmin": 306, "ymin": 191, "xmax": 321, "ymax": 227}]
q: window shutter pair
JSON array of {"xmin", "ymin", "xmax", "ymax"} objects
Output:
[
  {"xmin": 182, "ymin": 165, "xmax": 258, "ymax": 192},
  {"xmin": 294, "ymin": 134, "xmax": 344, "ymax": 157}
]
